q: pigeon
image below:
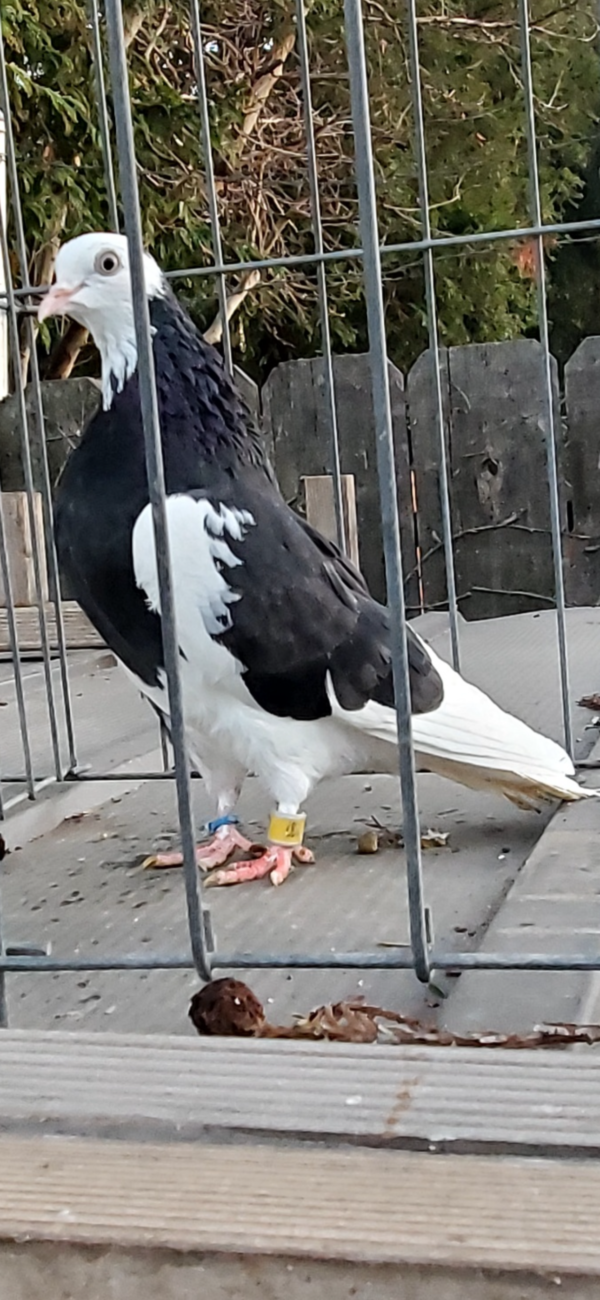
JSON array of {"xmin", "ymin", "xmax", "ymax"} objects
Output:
[{"xmin": 40, "ymin": 232, "xmax": 591, "ymax": 887}]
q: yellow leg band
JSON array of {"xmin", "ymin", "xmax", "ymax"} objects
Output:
[{"xmin": 268, "ymin": 811, "xmax": 306, "ymax": 848}]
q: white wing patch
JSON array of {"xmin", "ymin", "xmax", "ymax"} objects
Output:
[
  {"xmin": 132, "ymin": 495, "xmax": 255, "ymax": 638},
  {"xmin": 204, "ymin": 503, "xmax": 254, "ymax": 542}
]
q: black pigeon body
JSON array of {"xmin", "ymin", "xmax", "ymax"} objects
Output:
[{"xmin": 54, "ymin": 291, "xmax": 444, "ymax": 722}]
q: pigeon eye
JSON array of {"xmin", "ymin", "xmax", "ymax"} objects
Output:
[{"xmin": 94, "ymin": 250, "xmax": 121, "ymax": 276}]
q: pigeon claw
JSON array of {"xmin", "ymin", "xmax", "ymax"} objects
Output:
[
  {"xmin": 142, "ymin": 825, "xmax": 255, "ymax": 872},
  {"xmin": 205, "ymin": 843, "xmax": 315, "ymax": 888},
  {"xmin": 142, "ymin": 850, "xmax": 185, "ymax": 870},
  {"xmin": 195, "ymin": 825, "xmax": 256, "ymax": 871}
]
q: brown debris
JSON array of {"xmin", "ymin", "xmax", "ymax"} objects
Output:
[
  {"xmin": 272, "ymin": 1001, "xmax": 379, "ymax": 1043},
  {"xmin": 578, "ymin": 694, "xmax": 600, "ymax": 712},
  {"xmin": 358, "ymin": 818, "xmax": 450, "ymax": 853},
  {"xmin": 0, "ymin": 834, "xmax": 7, "ymax": 862},
  {"xmin": 189, "ymin": 978, "xmax": 266, "ymax": 1036},
  {"xmin": 189, "ymin": 978, "xmax": 600, "ymax": 1049}
]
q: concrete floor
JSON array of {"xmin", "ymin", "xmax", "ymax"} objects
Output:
[
  {"xmin": 2, "ymin": 606, "xmax": 600, "ymax": 1036},
  {"xmin": 0, "ymin": 649, "xmax": 153, "ymax": 811}
]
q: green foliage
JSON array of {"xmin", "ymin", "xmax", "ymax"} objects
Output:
[{"xmin": 2, "ymin": 0, "xmax": 599, "ymax": 381}]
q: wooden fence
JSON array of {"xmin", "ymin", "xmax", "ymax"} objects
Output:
[
  {"xmin": 1, "ymin": 337, "xmax": 600, "ymax": 622},
  {"xmin": 264, "ymin": 338, "xmax": 600, "ymax": 618}
]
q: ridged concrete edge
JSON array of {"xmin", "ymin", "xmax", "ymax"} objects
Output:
[{"xmin": 1, "ymin": 1029, "xmax": 600, "ymax": 1152}]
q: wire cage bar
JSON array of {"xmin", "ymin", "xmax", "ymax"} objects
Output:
[
  {"xmin": 189, "ymin": 0, "xmax": 234, "ymax": 377},
  {"xmin": 103, "ymin": 0, "xmax": 213, "ymax": 982},
  {"xmin": 405, "ymin": 0, "xmax": 461, "ymax": 674},
  {"xmin": 517, "ymin": 0, "xmax": 573, "ymax": 757},
  {"xmin": 6, "ymin": 212, "xmax": 600, "ymax": 301},
  {"xmin": 296, "ymin": 0, "xmax": 347, "ymax": 556},
  {"xmin": 343, "ymin": 0, "xmax": 430, "ymax": 983},
  {"xmin": 0, "ymin": 0, "xmax": 597, "ymax": 1024},
  {"xmin": 87, "ymin": 0, "xmax": 120, "ymax": 235},
  {"xmin": 0, "ymin": 24, "xmax": 78, "ymax": 790}
]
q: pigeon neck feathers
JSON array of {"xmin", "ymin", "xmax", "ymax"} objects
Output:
[{"xmin": 104, "ymin": 287, "xmax": 266, "ymax": 473}]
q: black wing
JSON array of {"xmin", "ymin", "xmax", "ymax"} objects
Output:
[{"xmin": 209, "ymin": 475, "xmax": 444, "ymax": 722}]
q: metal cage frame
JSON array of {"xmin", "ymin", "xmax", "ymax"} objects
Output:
[{"xmin": 0, "ymin": 0, "xmax": 599, "ymax": 1028}]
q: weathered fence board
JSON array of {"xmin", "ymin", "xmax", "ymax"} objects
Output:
[
  {"xmin": 403, "ymin": 348, "xmax": 451, "ymax": 614},
  {"xmin": 0, "ymin": 491, "xmax": 48, "ymax": 607},
  {"xmin": 3, "ymin": 341, "xmax": 600, "ymax": 626},
  {"xmin": 262, "ymin": 353, "xmax": 418, "ymax": 606},
  {"xmin": 0, "ymin": 601, "xmax": 103, "ymax": 653},
  {"xmin": 408, "ymin": 341, "xmax": 564, "ymax": 621},
  {"xmin": 563, "ymin": 337, "xmax": 600, "ymax": 608},
  {"xmin": 233, "ymin": 365, "xmax": 260, "ymax": 419},
  {"xmin": 303, "ymin": 473, "xmax": 360, "ymax": 569},
  {"xmin": 0, "ymin": 377, "xmax": 102, "ymax": 604},
  {"xmin": 0, "ymin": 377, "xmax": 100, "ymax": 495}
]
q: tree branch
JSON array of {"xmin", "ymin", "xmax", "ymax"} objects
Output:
[
  {"xmin": 240, "ymin": 31, "xmax": 296, "ymax": 143},
  {"xmin": 203, "ymin": 268, "xmax": 261, "ymax": 345},
  {"xmin": 19, "ymin": 209, "xmax": 67, "ymax": 386},
  {"xmin": 123, "ymin": 3, "xmax": 147, "ymax": 48},
  {"xmin": 44, "ymin": 322, "xmax": 90, "ymax": 380}
]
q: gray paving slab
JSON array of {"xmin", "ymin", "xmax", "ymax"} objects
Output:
[
  {"xmin": 443, "ymin": 737, "xmax": 600, "ymax": 1034},
  {"xmin": 0, "ymin": 650, "xmax": 156, "ymax": 812},
  {"xmin": 2, "ymin": 605, "xmax": 600, "ymax": 1036},
  {"xmin": 0, "ymin": 771, "xmax": 545, "ymax": 1033}
]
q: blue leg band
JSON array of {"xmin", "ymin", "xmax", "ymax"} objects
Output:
[{"xmin": 205, "ymin": 813, "xmax": 240, "ymax": 835}]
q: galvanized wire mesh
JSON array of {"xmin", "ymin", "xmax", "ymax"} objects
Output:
[{"xmin": 0, "ymin": 0, "xmax": 597, "ymax": 1023}]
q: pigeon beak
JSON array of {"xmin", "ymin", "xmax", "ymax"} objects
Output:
[{"xmin": 37, "ymin": 282, "xmax": 83, "ymax": 322}]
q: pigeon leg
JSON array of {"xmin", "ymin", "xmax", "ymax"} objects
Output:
[
  {"xmin": 143, "ymin": 763, "xmax": 249, "ymax": 870},
  {"xmin": 205, "ymin": 808, "xmax": 314, "ymax": 887}
]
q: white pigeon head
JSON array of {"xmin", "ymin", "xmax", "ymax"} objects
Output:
[{"xmin": 38, "ymin": 231, "xmax": 165, "ymax": 410}]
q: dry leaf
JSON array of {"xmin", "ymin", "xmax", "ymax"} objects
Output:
[
  {"xmin": 361, "ymin": 817, "xmax": 449, "ymax": 851},
  {"xmin": 421, "ymin": 829, "xmax": 450, "ymax": 849},
  {"xmin": 289, "ymin": 1002, "xmax": 379, "ymax": 1043},
  {"xmin": 510, "ymin": 235, "xmax": 557, "ymax": 280},
  {"xmin": 578, "ymin": 694, "xmax": 600, "ymax": 711}
]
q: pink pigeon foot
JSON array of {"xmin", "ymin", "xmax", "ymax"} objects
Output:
[
  {"xmin": 142, "ymin": 824, "xmax": 255, "ymax": 871},
  {"xmin": 205, "ymin": 843, "xmax": 315, "ymax": 888}
]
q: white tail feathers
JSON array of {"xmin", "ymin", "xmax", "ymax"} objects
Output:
[
  {"xmin": 409, "ymin": 640, "xmax": 591, "ymax": 808},
  {"xmin": 331, "ymin": 635, "xmax": 592, "ymax": 809}
]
